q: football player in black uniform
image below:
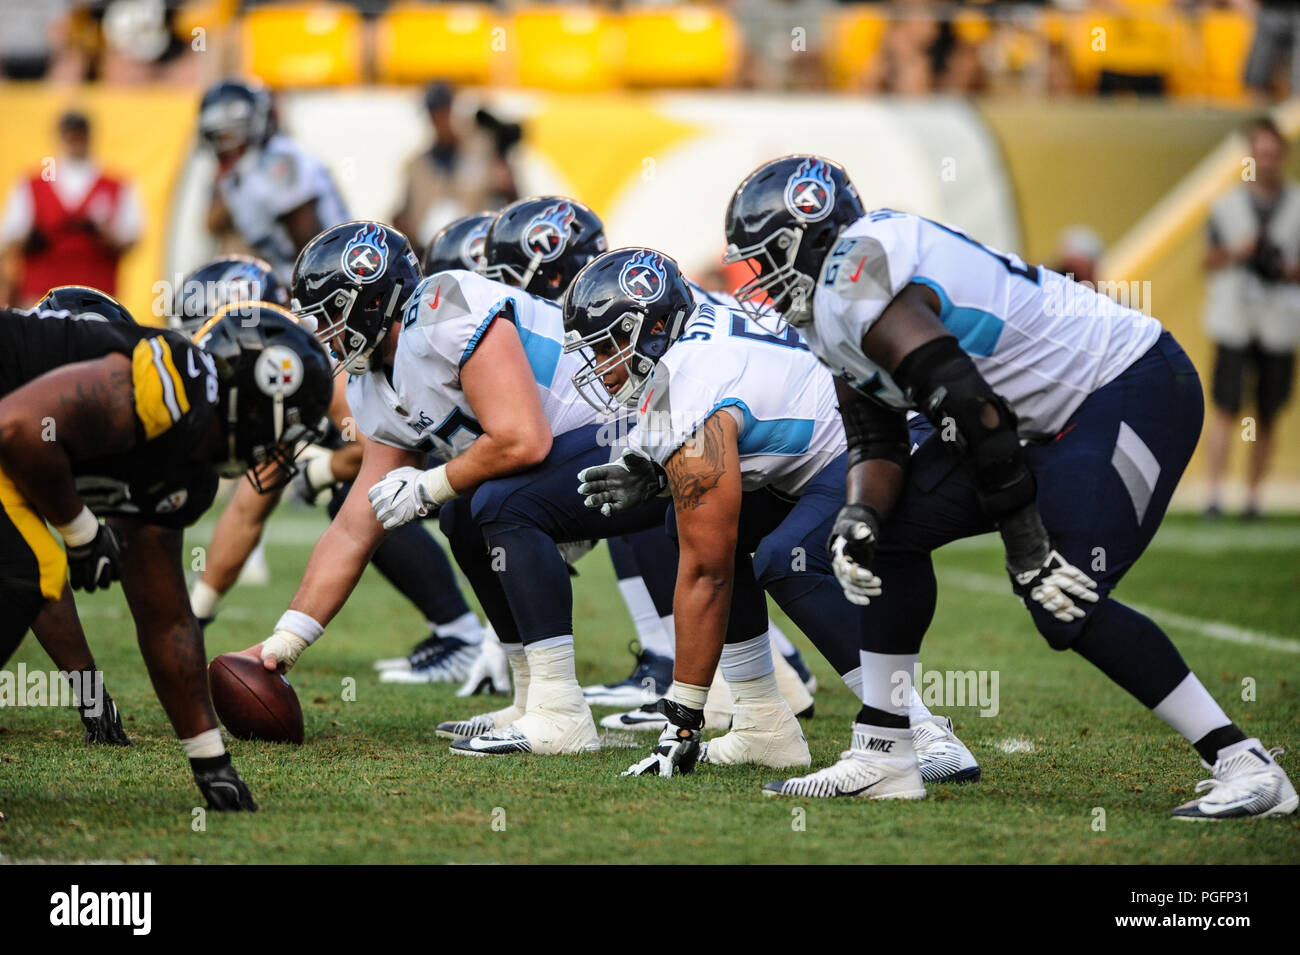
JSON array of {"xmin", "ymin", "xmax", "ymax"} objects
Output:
[{"xmin": 0, "ymin": 299, "xmax": 332, "ymax": 811}]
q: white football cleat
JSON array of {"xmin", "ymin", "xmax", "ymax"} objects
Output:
[
  {"xmin": 380, "ymin": 637, "xmax": 478, "ymax": 684},
  {"xmin": 1171, "ymin": 742, "xmax": 1298, "ymax": 821},
  {"xmin": 699, "ymin": 698, "xmax": 810, "ymax": 769},
  {"xmin": 456, "ymin": 630, "xmax": 510, "ymax": 697},
  {"xmin": 912, "ymin": 716, "xmax": 980, "ymax": 783},
  {"xmin": 582, "ymin": 644, "xmax": 673, "ymax": 708},
  {"xmin": 450, "ymin": 643, "xmax": 599, "ymax": 756},
  {"xmin": 763, "ymin": 724, "xmax": 926, "ymax": 800},
  {"xmin": 600, "ymin": 701, "xmax": 669, "ymax": 732}
]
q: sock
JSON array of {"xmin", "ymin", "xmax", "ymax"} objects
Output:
[
  {"xmin": 436, "ymin": 610, "xmax": 483, "ymax": 645},
  {"xmin": 1151, "ymin": 672, "xmax": 1235, "ymax": 750},
  {"xmin": 908, "ymin": 686, "xmax": 934, "ymax": 725},
  {"xmin": 503, "ymin": 642, "xmax": 529, "ymax": 711},
  {"xmin": 668, "ymin": 679, "xmax": 709, "ymax": 712},
  {"xmin": 719, "ymin": 632, "xmax": 774, "ymax": 684},
  {"xmin": 768, "ymin": 623, "xmax": 796, "ymax": 658},
  {"xmin": 840, "ymin": 665, "xmax": 864, "ymax": 701},
  {"xmin": 849, "ymin": 721, "xmax": 915, "ymax": 761},
  {"xmin": 190, "ymin": 580, "xmax": 220, "ymax": 620},
  {"xmin": 180, "ymin": 727, "xmax": 225, "ymax": 759},
  {"xmin": 728, "ymin": 670, "xmax": 784, "ymax": 707},
  {"xmin": 859, "ymin": 649, "xmax": 915, "ymax": 724},
  {"xmin": 618, "ymin": 576, "xmax": 673, "ymax": 658},
  {"xmin": 1194, "ymin": 726, "xmax": 1251, "ymax": 765}
]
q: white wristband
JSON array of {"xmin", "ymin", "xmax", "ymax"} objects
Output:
[
  {"xmin": 191, "ymin": 580, "xmax": 221, "ymax": 619},
  {"xmin": 274, "ymin": 609, "xmax": 326, "ymax": 646},
  {"xmin": 303, "ymin": 449, "xmax": 336, "ymax": 491},
  {"xmin": 55, "ymin": 506, "xmax": 100, "ymax": 548},
  {"xmin": 418, "ymin": 464, "xmax": 458, "ymax": 507}
]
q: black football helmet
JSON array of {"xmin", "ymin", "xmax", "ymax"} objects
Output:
[
  {"xmin": 193, "ymin": 302, "xmax": 333, "ymax": 492},
  {"xmin": 482, "ymin": 196, "xmax": 606, "ymax": 300},
  {"xmin": 197, "ymin": 79, "xmax": 272, "ymax": 158},
  {"xmin": 422, "ymin": 211, "xmax": 494, "ymax": 274},
  {"xmin": 723, "ymin": 155, "xmax": 864, "ymax": 328},
  {"xmin": 170, "ymin": 255, "xmax": 287, "ymax": 336},
  {"xmin": 561, "ymin": 248, "xmax": 694, "ymax": 414},
  {"xmin": 36, "ymin": 286, "xmax": 134, "ymax": 324},
  {"xmin": 290, "ymin": 221, "xmax": 421, "ymax": 375}
]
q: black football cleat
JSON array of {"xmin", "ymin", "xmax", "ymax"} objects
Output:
[{"xmin": 192, "ymin": 754, "xmax": 259, "ymax": 812}]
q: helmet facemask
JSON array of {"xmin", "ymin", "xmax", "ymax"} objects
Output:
[
  {"xmin": 218, "ymin": 381, "xmax": 328, "ymax": 492},
  {"xmin": 564, "ymin": 311, "xmax": 656, "ymax": 416},
  {"xmin": 724, "ymin": 226, "xmax": 815, "ymax": 333},
  {"xmin": 294, "ymin": 282, "xmax": 402, "ymax": 376}
]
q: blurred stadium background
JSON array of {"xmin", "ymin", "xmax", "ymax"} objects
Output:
[{"xmin": 1, "ymin": 0, "xmax": 1298, "ymax": 509}]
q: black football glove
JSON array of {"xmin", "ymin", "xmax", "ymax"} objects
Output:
[
  {"xmin": 78, "ymin": 686, "xmax": 130, "ymax": 746},
  {"xmin": 622, "ymin": 699, "xmax": 703, "ymax": 778},
  {"xmin": 66, "ymin": 522, "xmax": 122, "ymax": 593},
  {"xmin": 827, "ymin": 503, "xmax": 883, "ymax": 606},
  {"xmin": 578, "ymin": 449, "xmax": 665, "ymax": 517},
  {"xmin": 192, "ymin": 753, "xmax": 258, "ymax": 812}
]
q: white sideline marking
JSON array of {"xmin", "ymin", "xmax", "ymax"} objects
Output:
[
  {"xmin": 944, "ymin": 570, "xmax": 1300, "ymax": 655},
  {"xmin": 996, "ymin": 738, "xmax": 1036, "ymax": 754}
]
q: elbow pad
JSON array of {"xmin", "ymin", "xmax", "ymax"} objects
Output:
[
  {"xmin": 893, "ymin": 336, "xmax": 1035, "ymax": 520},
  {"xmin": 839, "ymin": 392, "xmax": 910, "ymax": 469}
]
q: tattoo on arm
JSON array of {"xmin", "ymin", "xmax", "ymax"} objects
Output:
[{"xmin": 665, "ymin": 412, "xmax": 729, "ymax": 511}]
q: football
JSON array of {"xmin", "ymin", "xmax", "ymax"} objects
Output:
[{"xmin": 208, "ymin": 652, "xmax": 304, "ymax": 745}]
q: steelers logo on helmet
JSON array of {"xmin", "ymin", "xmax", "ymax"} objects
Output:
[
  {"xmin": 522, "ymin": 202, "xmax": 576, "ymax": 263},
  {"xmin": 462, "ymin": 217, "xmax": 491, "ymax": 268},
  {"xmin": 254, "ymin": 345, "xmax": 305, "ymax": 397},
  {"xmin": 341, "ymin": 223, "xmax": 390, "ymax": 284},
  {"xmin": 618, "ymin": 249, "xmax": 668, "ymax": 304},
  {"xmin": 783, "ymin": 157, "xmax": 836, "ymax": 223}
]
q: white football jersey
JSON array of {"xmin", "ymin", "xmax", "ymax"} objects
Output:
[
  {"xmin": 633, "ymin": 300, "xmax": 846, "ymax": 496},
  {"xmin": 216, "ymin": 134, "xmax": 349, "ymax": 279},
  {"xmin": 347, "ymin": 270, "xmax": 599, "ymax": 461},
  {"xmin": 807, "ymin": 210, "xmax": 1163, "ymax": 439}
]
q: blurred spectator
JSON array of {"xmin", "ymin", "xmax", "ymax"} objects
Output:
[
  {"xmin": 392, "ymin": 83, "xmax": 521, "ymax": 249},
  {"xmin": 1055, "ymin": 225, "xmax": 1103, "ymax": 284},
  {"xmin": 1245, "ymin": 0, "xmax": 1300, "ymax": 100},
  {"xmin": 0, "ymin": 110, "xmax": 143, "ymax": 306},
  {"xmin": 734, "ymin": 0, "xmax": 831, "ymax": 91},
  {"xmin": 864, "ymin": 0, "xmax": 986, "ymax": 95},
  {"xmin": 1202, "ymin": 118, "xmax": 1300, "ymax": 518}
]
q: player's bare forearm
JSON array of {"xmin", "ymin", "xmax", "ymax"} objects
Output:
[
  {"xmin": 0, "ymin": 354, "xmax": 136, "ymax": 524},
  {"xmin": 115, "ymin": 520, "xmax": 218, "ymax": 739},
  {"xmin": 845, "ymin": 458, "xmax": 905, "ymax": 518},
  {"xmin": 287, "ymin": 481, "xmax": 387, "ymax": 626},
  {"xmin": 665, "ymin": 411, "xmax": 742, "ymax": 687},
  {"xmin": 444, "ymin": 428, "xmax": 550, "ymax": 493},
  {"xmin": 200, "ymin": 479, "xmax": 285, "ymax": 593}
]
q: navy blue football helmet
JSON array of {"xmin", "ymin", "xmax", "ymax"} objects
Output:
[
  {"xmin": 482, "ymin": 196, "xmax": 606, "ymax": 300},
  {"xmin": 290, "ymin": 221, "xmax": 421, "ymax": 375},
  {"xmin": 422, "ymin": 211, "xmax": 494, "ymax": 274},
  {"xmin": 561, "ymin": 248, "xmax": 694, "ymax": 414},
  {"xmin": 36, "ymin": 286, "xmax": 134, "ymax": 324},
  {"xmin": 197, "ymin": 79, "xmax": 272, "ymax": 158},
  {"xmin": 170, "ymin": 255, "xmax": 287, "ymax": 335},
  {"xmin": 193, "ymin": 302, "xmax": 333, "ymax": 492},
  {"xmin": 723, "ymin": 155, "xmax": 863, "ymax": 328}
]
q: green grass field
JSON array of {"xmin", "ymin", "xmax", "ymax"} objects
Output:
[{"xmin": 2, "ymin": 510, "xmax": 1298, "ymax": 864}]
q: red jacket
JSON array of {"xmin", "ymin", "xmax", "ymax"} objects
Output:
[{"xmin": 19, "ymin": 171, "xmax": 125, "ymax": 302}]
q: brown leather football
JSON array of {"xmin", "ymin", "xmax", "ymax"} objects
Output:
[{"xmin": 209, "ymin": 652, "xmax": 304, "ymax": 744}]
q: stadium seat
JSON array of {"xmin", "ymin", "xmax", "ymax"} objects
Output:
[
  {"xmin": 375, "ymin": 4, "xmax": 499, "ymax": 85},
  {"xmin": 824, "ymin": 7, "xmax": 888, "ymax": 90},
  {"xmin": 510, "ymin": 8, "xmax": 623, "ymax": 91},
  {"xmin": 621, "ymin": 9, "xmax": 739, "ymax": 88},
  {"xmin": 241, "ymin": 2, "xmax": 363, "ymax": 88}
]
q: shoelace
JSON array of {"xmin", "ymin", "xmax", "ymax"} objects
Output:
[{"xmin": 1194, "ymin": 746, "xmax": 1284, "ymax": 798}]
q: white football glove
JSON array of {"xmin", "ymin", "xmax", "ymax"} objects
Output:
[
  {"xmin": 1010, "ymin": 549, "xmax": 1099, "ymax": 622},
  {"xmin": 261, "ymin": 630, "xmax": 310, "ymax": 672},
  {"xmin": 367, "ymin": 465, "xmax": 455, "ymax": 530},
  {"xmin": 622, "ymin": 700, "xmax": 703, "ymax": 778}
]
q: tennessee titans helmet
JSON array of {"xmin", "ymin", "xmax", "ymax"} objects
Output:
[
  {"xmin": 482, "ymin": 196, "xmax": 606, "ymax": 300},
  {"xmin": 422, "ymin": 211, "xmax": 494, "ymax": 274},
  {"xmin": 193, "ymin": 302, "xmax": 333, "ymax": 492},
  {"xmin": 290, "ymin": 221, "xmax": 421, "ymax": 375},
  {"xmin": 723, "ymin": 155, "xmax": 863, "ymax": 328},
  {"xmin": 170, "ymin": 255, "xmax": 287, "ymax": 336},
  {"xmin": 36, "ymin": 286, "xmax": 134, "ymax": 324},
  {"xmin": 561, "ymin": 248, "xmax": 694, "ymax": 414},
  {"xmin": 197, "ymin": 79, "xmax": 272, "ymax": 158}
]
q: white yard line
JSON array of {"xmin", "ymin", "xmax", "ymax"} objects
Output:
[{"xmin": 943, "ymin": 570, "xmax": 1300, "ymax": 655}]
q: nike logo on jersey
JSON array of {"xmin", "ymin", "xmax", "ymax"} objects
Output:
[
  {"xmin": 849, "ymin": 257, "xmax": 867, "ymax": 283},
  {"xmin": 640, "ymin": 388, "xmax": 654, "ymax": 414},
  {"xmin": 429, "ymin": 285, "xmax": 441, "ymax": 310}
]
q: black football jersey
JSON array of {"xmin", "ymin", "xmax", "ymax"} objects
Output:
[{"xmin": 0, "ymin": 308, "xmax": 220, "ymax": 527}]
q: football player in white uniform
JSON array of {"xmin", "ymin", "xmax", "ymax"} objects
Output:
[
  {"xmin": 565, "ymin": 248, "xmax": 979, "ymax": 781},
  {"xmin": 198, "ymin": 80, "xmax": 349, "ymax": 280},
  {"xmin": 719, "ymin": 155, "xmax": 1295, "ymax": 818}
]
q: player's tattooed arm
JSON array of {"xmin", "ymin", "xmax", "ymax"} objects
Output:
[
  {"xmin": 0, "ymin": 354, "xmax": 137, "ymax": 525},
  {"xmin": 664, "ymin": 410, "xmax": 743, "ymax": 687}
]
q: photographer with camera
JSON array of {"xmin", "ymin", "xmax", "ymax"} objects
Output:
[
  {"xmin": 1203, "ymin": 118, "xmax": 1300, "ymax": 519},
  {"xmin": 392, "ymin": 83, "xmax": 521, "ymax": 249}
]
